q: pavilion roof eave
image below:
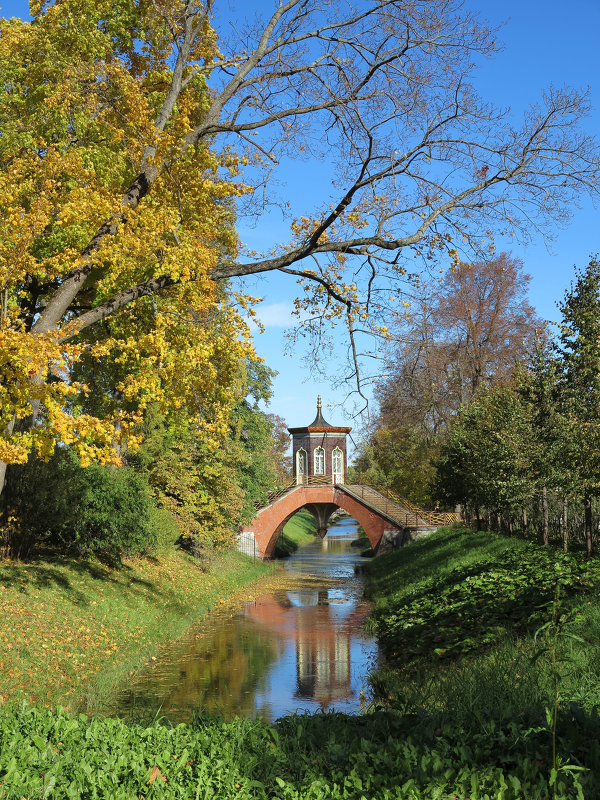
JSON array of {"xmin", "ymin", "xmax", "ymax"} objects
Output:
[{"xmin": 287, "ymin": 425, "xmax": 352, "ymax": 435}]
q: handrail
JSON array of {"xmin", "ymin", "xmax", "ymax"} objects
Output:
[
  {"xmin": 251, "ymin": 474, "xmax": 340, "ymax": 511},
  {"xmin": 350, "ymin": 477, "xmax": 462, "ymax": 526},
  {"xmin": 251, "ymin": 475, "xmax": 462, "ymax": 526}
]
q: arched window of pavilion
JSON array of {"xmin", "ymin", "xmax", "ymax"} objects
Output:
[
  {"xmin": 296, "ymin": 448, "xmax": 308, "ymax": 484},
  {"xmin": 332, "ymin": 447, "xmax": 344, "ymax": 484},
  {"xmin": 314, "ymin": 446, "xmax": 325, "ymax": 476}
]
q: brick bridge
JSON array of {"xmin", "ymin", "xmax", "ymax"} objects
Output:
[{"xmin": 238, "ymin": 481, "xmax": 460, "ymax": 560}]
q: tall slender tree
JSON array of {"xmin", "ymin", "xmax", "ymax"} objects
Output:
[
  {"xmin": 517, "ymin": 336, "xmax": 566, "ymax": 546},
  {"xmin": 556, "ymin": 257, "xmax": 600, "ymax": 557}
]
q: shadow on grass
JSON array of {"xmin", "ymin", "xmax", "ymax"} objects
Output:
[{"xmin": 0, "ymin": 553, "xmax": 158, "ymax": 606}]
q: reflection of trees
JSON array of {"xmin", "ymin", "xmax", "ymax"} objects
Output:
[{"xmin": 115, "ymin": 618, "xmax": 283, "ymax": 723}]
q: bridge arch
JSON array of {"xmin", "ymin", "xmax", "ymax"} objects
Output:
[{"xmin": 240, "ymin": 485, "xmax": 403, "ymax": 559}]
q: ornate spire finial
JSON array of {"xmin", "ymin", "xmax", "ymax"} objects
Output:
[{"xmin": 317, "ymin": 395, "xmax": 322, "ymax": 410}]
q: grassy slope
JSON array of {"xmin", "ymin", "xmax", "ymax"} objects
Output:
[
  {"xmin": 363, "ymin": 525, "xmax": 600, "ymax": 797},
  {"xmin": 0, "ymin": 514, "xmax": 273, "ymax": 711},
  {"xmin": 274, "ymin": 510, "xmax": 317, "ymax": 557}
]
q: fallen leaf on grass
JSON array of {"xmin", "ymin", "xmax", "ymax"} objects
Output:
[{"xmin": 147, "ymin": 765, "xmax": 167, "ymax": 784}]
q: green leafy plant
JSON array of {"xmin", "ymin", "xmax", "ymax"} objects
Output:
[
  {"xmin": 533, "ymin": 585, "xmax": 589, "ymax": 799},
  {"xmin": 7, "ymin": 449, "xmax": 155, "ymax": 560}
]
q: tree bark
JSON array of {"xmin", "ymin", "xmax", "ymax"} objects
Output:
[
  {"xmin": 541, "ymin": 486, "xmax": 549, "ymax": 546},
  {"xmin": 561, "ymin": 496, "xmax": 568, "ymax": 553},
  {"xmin": 522, "ymin": 507, "xmax": 528, "ymax": 538},
  {"xmin": 584, "ymin": 495, "xmax": 593, "ymax": 558}
]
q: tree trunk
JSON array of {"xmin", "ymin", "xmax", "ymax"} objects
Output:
[
  {"xmin": 522, "ymin": 507, "xmax": 528, "ymax": 538},
  {"xmin": 561, "ymin": 496, "xmax": 568, "ymax": 553},
  {"xmin": 584, "ymin": 495, "xmax": 593, "ymax": 558},
  {"xmin": 541, "ymin": 486, "xmax": 549, "ymax": 546},
  {"xmin": 475, "ymin": 506, "xmax": 481, "ymax": 530},
  {"xmin": 508, "ymin": 518, "xmax": 513, "ymax": 536},
  {"xmin": 496, "ymin": 512, "xmax": 501, "ymax": 533}
]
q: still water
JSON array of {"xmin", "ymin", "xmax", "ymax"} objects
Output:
[{"xmin": 108, "ymin": 516, "xmax": 377, "ymax": 723}]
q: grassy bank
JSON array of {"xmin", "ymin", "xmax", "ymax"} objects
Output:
[
  {"xmin": 0, "ymin": 516, "xmax": 273, "ymax": 712},
  {"xmin": 274, "ymin": 510, "xmax": 317, "ymax": 557},
  {"xmin": 363, "ymin": 525, "xmax": 600, "ymax": 798}
]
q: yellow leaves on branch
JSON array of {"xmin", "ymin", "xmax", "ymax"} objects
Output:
[{"xmin": 0, "ymin": 1, "xmax": 258, "ymax": 466}]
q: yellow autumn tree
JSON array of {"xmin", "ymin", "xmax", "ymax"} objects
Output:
[{"xmin": 0, "ymin": 0, "xmax": 254, "ymax": 478}]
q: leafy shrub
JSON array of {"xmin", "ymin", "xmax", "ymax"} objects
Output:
[
  {"xmin": 8, "ymin": 450, "xmax": 156, "ymax": 559},
  {"xmin": 0, "ymin": 704, "xmax": 596, "ymax": 798}
]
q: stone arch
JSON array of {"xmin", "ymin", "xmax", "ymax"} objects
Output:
[{"xmin": 240, "ymin": 485, "xmax": 402, "ymax": 559}]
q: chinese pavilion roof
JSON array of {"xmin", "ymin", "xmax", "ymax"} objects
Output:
[{"xmin": 287, "ymin": 396, "xmax": 352, "ymax": 435}]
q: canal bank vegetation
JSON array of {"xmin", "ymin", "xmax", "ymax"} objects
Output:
[
  {"xmin": 364, "ymin": 525, "xmax": 600, "ymax": 798},
  {"xmin": 274, "ymin": 511, "xmax": 318, "ymax": 558},
  {"xmin": 3, "ymin": 526, "xmax": 600, "ymax": 798},
  {"xmin": 0, "ymin": 517, "xmax": 273, "ymax": 712},
  {"xmin": 2, "ymin": 699, "xmax": 589, "ymax": 800},
  {"xmin": 357, "ymin": 256, "xmax": 600, "ymax": 560}
]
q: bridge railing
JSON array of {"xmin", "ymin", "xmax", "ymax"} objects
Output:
[
  {"xmin": 251, "ymin": 475, "xmax": 343, "ymax": 512},
  {"xmin": 352, "ymin": 476, "xmax": 462, "ymax": 526}
]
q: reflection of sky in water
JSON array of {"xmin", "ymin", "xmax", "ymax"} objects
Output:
[{"xmin": 107, "ymin": 516, "xmax": 378, "ymax": 723}]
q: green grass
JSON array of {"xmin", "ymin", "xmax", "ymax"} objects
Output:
[
  {"xmin": 2, "ymin": 702, "xmax": 599, "ymax": 799},
  {"xmin": 3, "ymin": 524, "xmax": 600, "ymax": 796},
  {"xmin": 274, "ymin": 511, "xmax": 317, "ymax": 557},
  {"xmin": 0, "ymin": 530, "xmax": 273, "ymax": 712},
  {"xmin": 362, "ymin": 525, "xmax": 600, "ymax": 797}
]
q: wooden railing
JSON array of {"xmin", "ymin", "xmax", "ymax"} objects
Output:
[
  {"xmin": 350, "ymin": 477, "xmax": 462, "ymax": 527},
  {"xmin": 251, "ymin": 474, "xmax": 341, "ymax": 511},
  {"xmin": 296, "ymin": 474, "xmax": 336, "ymax": 486}
]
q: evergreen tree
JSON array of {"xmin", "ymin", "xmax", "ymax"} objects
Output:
[{"xmin": 556, "ymin": 256, "xmax": 600, "ymax": 557}]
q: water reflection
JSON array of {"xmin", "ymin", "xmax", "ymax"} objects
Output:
[{"xmin": 106, "ymin": 516, "xmax": 377, "ymax": 723}]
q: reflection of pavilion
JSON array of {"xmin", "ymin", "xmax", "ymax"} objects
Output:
[
  {"xmin": 244, "ymin": 588, "xmax": 368, "ymax": 710},
  {"xmin": 295, "ymin": 618, "xmax": 352, "ymax": 707}
]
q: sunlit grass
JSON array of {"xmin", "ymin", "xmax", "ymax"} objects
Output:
[
  {"xmin": 0, "ymin": 520, "xmax": 273, "ymax": 711},
  {"xmin": 274, "ymin": 510, "xmax": 317, "ymax": 557}
]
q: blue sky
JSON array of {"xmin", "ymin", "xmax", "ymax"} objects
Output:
[
  {"xmin": 236, "ymin": 0, "xmax": 600, "ymax": 435},
  {"xmin": 3, "ymin": 0, "xmax": 598, "ymax": 441}
]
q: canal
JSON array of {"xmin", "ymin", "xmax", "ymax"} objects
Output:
[{"xmin": 107, "ymin": 515, "xmax": 377, "ymax": 723}]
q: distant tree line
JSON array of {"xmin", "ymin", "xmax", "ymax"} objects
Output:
[
  {"xmin": 356, "ymin": 253, "xmax": 600, "ymax": 556},
  {"xmin": 438, "ymin": 256, "xmax": 600, "ymax": 556}
]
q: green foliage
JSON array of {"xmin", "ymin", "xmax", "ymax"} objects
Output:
[
  {"xmin": 7, "ymin": 450, "xmax": 155, "ymax": 559},
  {"xmin": 353, "ymin": 429, "xmax": 436, "ymax": 507},
  {"xmin": 128, "ymin": 362, "xmax": 285, "ymax": 549},
  {"xmin": 433, "ymin": 256, "xmax": 600, "ymax": 550},
  {"xmin": 0, "ymin": 702, "xmax": 596, "ymax": 799},
  {"xmin": 435, "ymin": 384, "xmax": 533, "ymax": 517},
  {"xmin": 363, "ymin": 526, "xmax": 600, "ymax": 798},
  {"xmin": 366, "ymin": 526, "xmax": 600, "ymax": 665},
  {"xmin": 274, "ymin": 511, "xmax": 317, "ymax": 558},
  {"xmin": 356, "ymin": 254, "xmax": 542, "ymax": 508}
]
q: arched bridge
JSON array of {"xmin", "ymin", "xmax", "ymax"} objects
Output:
[{"xmin": 238, "ymin": 481, "xmax": 460, "ymax": 560}]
